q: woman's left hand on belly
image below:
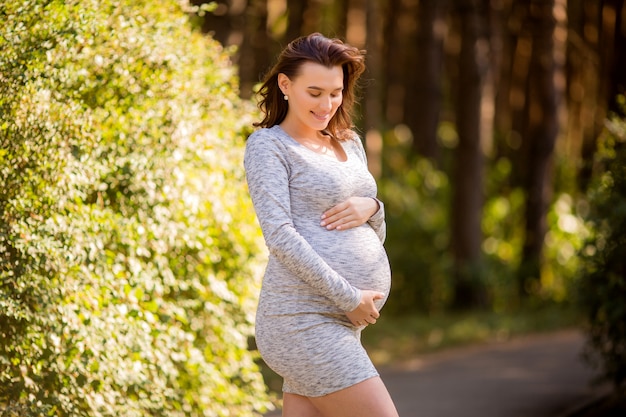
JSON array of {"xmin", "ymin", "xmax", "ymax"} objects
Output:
[
  {"xmin": 345, "ymin": 290, "xmax": 385, "ymax": 327},
  {"xmin": 320, "ymin": 197, "xmax": 378, "ymax": 231}
]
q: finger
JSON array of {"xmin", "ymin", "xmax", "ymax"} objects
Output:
[
  {"xmin": 322, "ymin": 214, "xmax": 355, "ymax": 230},
  {"xmin": 321, "ymin": 207, "xmax": 351, "ymax": 226},
  {"xmin": 321, "ymin": 202, "xmax": 348, "ymax": 220},
  {"xmin": 366, "ymin": 305, "xmax": 380, "ymax": 318},
  {"xmin": 333, "ymin": 218, "xmax": 358, "ymax": 231}
]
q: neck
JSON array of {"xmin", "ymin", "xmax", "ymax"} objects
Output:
[{"xmin": 280, "ymin": 122, "xmax": 326, "ymax": 142}]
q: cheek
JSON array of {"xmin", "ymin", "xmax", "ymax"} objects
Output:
[{"xmin": 294, "ymin": 93, "xmax": 315, "ymax": 108}]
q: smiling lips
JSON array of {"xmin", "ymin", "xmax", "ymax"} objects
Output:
[{"xmin": 312, "ymin": 111, "xmax": 331, "ymax": 121}]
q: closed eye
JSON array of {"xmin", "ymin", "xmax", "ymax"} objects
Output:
[
  {"xmin": 309, "ymin": 92, "xmax": 342, "ymax": 98},
  {"xmin": 308, "ymin": 87, "xmax": 343, "ymax": 97}
]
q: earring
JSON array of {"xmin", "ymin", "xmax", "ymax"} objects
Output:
[{"xmin": 284, "ymin": 94, "xmax": 288, "ymax": 101}]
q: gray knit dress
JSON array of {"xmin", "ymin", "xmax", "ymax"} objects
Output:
[{"xmin": 244, "ymin": 125, "xmax": 391, "ymax": 397}]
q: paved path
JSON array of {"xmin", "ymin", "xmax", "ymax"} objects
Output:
[
  {"xmin": 381, "ymin": 330, "xmax": 608, "ymax": 417},
  {"xmin": 265, "ymin": 330, "xmax": 610, "ymax": 417}
]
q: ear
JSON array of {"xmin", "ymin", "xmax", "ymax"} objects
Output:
[{"xmin": 277, "ymin": 73, "xmax": 291, "ymax": 95}]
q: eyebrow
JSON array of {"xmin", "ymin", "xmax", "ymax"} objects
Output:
[{"xmin": 307, "ymin": 86, "xmax": 344, "ymax": 92}]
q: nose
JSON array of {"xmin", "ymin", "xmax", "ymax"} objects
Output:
[{"xmin": 319, "ymin": 95, "xmax": 332, "ymax": 111}]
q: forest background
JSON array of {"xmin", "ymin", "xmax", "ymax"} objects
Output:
[
  {"xmin": 1, "ymin": 0, "xmax": 625, "ymax": 416},
  {"xmin": 198, "ymin": 0, "xmax": 626, "ymax": 314}
]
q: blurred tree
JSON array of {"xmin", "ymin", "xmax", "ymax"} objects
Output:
[
  {"xmin": 363, "ymin": 0, "xmax": 385, "ymax": 177},
  {"xmin": 410, "ymin": 0, "xmax": 447, "ymax": 162},
  {"xmin": 239, "ymin": 0, "xmax": 269, "ymax": 97},
  {"xmin": 601, "ymin": 0, "xmax": 626, "ymax": 116},
  {"xmin": 285, "ymin": 0, "xmax": 308, "ymax": 40},
  {"xmin": 506, "ymin": 1, "xmax": 533, "ymax": 183},
  {"xmin": 382, "ymin": 0, "xmax": 417, "ymax": 126},
  {"xmin": 518, "ymin": 0, "xmax": 565, "ymax": 297},
  {"xmin": 566, "ymin": 1, "xmax": 601, "ymax": 191},
  {"xmin": 450, "ymin": 0, "xmax": 491, "ymax": 309},
  {"xmin": 491, "ymin": 0, "xmax": 514, "ymax": 156}
]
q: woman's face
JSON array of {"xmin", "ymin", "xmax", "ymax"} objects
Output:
[{"xmin": 278, "ymin": 62, "xmax": 344, "ymax": 133}]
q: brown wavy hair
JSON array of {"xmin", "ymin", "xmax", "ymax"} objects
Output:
[{"xmin": 253, "ymin": 33, "xmax": 366, "ymax": 141}]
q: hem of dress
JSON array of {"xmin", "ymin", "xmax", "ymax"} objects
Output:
[{"xmin": 282, "ymin": 372, "xmax": 380, "ymax": 398}]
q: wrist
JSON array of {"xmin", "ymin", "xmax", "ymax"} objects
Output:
[{"xmin": 370, "ymin": 197, "xmax": 380, "ymax": 216}]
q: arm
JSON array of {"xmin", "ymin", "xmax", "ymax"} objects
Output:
[{"xmin": 244, "ymin": 133, "xmax": 362, "ymax": 312}]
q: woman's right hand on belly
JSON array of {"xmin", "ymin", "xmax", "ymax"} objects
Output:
[{"xmin": 345, "ymin": 290, "xmax": 385, "ymax": 327}]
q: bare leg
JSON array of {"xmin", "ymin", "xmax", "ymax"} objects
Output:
[
  {"xmin": 282, "ymin": 392, "xmax": 324, "ymax": 417},
  {"xmin": 308, "ymin": 376, "xmax": 399, "ymax": 417}
]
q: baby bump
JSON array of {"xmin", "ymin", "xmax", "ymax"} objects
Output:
[{"xmin": 306, "ymin": 224, "xmax": 391, "ymax": 295}]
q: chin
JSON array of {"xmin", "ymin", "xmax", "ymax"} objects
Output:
[{"xmin": 312, "ymin": 120, "xmax": 331, "ymax": 130}]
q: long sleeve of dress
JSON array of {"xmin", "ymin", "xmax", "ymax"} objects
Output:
[
  {"xmin": 368, "ymin": 198, "xmax": 386, "ymax": 243},
  {"xmin": 244, "ymin": 133, "xmax": 362, "ymax": 312}
]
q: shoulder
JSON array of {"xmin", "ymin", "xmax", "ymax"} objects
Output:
[
  {"xmin": 244, "ymin": 126, "xmax": 290, "ymax": 169},
  {"xmin": 340, "ymin": 130, "xmax": 367, "ymax": 162},
  {"xmin": 246, "ymin": 126, "xmax": 287, "ymax": 154},
  {"xmin": 339, "ymin": 129, "xmax": 363, "ymax": 146},
  {"xmin": 247, "ymin": 126, "xmax": 282, "ymax": 145}
]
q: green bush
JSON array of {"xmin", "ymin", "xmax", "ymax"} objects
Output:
[
  {"xmin": 481, "ymin": 158, "xmax": 589, "ymax": 311},
  {"xmin": 579, "ymin": 95, "xmax": 626, "ymax": 391},
  {"xmin": 0, "ymin": 0, "xmax": 270, "ymax": 415}
]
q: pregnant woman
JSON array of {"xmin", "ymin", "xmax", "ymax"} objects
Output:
[{"xmin": 244, "ymin": 33, "xmax": 398, "ymax": 417}]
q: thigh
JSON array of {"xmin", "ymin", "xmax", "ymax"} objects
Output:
[
  {"xmin": 309, "ymin": 376, "xmax": 399, "ymax": 417},
  {"xmin": 282, "ymin": 392, "xmax": 324, "ymax": 417}
]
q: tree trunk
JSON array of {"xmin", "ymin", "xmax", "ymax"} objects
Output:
[
  {"xmin": 518, "ymin": 0, "xmax": 563, "ymax": 297},
  {"xmin": 285, "ymin": 0, "xmax": 307, "ymax": 41},
  {"xmin": 401, "ymin": 0, "xmax": 424, "ymax": 156},
  {"xmin": 240, "ymin": 0, "xmax": 269, "ymax": 98},
  {"xmin": 384, "ymin": 0, "xmax": 418, "ymax": 126},
  {"xmin": 364, "ymin": 0, "xmax": 384, "ymax": 178},
  {"xmin": 337, "ymin": 0, "xmax": 350, "ymax": 39},
  {"xmin": 407, "ymin": 0, "xmax": 447, "ymax": 162},
  {"xmin": 565, "ymin": 0, "xmax": 601, "ymax": 192},
  {"xmin": 602, "ymin": 0, "xmax": 626, "ymax": 114},
  {"xmin": 507, "ymin": 1, "xmax": 533, "ymax": 189},
  {"xmin": 492, "ymin": 0, "xmax": 514, "ymax": 157},
  {"xmin": 381, "ymin": 0, "xmax": 401, "ymax": 125},
  {"xmin": 450, "ymin": 0, "xmax": 490, "ymax": 310},
  {"xmin": 300, "ymin": 0, "xmax": 327, "ymax": 35}
]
